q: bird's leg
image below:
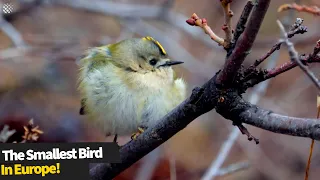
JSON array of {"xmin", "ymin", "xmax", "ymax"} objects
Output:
[
  {"xmin": 131, "ymin": 126, "xmax": 146, "ymax": 140},
  {"xmin": 113, "ymin": 134, "xmax": 118, "ymax": 143}
]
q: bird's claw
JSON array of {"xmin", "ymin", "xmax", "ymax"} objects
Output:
[
  {"xmin": 131, "ymin": 127, "xmax": 145, "ymax": 140},
  {"xmin": 111, "ymin": 134, "xmax": 121, "ymax": 147}
]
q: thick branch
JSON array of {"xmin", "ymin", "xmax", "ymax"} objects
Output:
[
  {"xmin": 216, "ymin": 94, "xmax": 320, "ymax": 139},
  {"xmin": 216, "ymin": 0, "xmax": 271, "ymax": 85},
  {"xmin": 90, "ymin": 73, "xmax": 320, "ymax": 179}
]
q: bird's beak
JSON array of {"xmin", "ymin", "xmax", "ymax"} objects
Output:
[{"xmin": 159, "ymin": 61, "xmax": 184, "ymax": 67}]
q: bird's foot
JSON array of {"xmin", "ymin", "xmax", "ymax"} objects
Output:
[
  {"xmin": 113, "ymin": 134, "xmax": 118, "ymax": 143},
  {"xmin": 131, "ymin": 127, "xmax": 145, "ymax": 140},
  {"xmin": 108, "ymin": 133, "xmax": 120, "ymax": 147}
]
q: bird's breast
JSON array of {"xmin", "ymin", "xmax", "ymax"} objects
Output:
[{"xmin": 81, "ymin": 65, "xmax": 185, "ymax": 135}]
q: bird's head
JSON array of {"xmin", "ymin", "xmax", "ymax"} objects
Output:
[{"xmin": 101, "ymin": 36, "xmax": 184, "ymax": 74}]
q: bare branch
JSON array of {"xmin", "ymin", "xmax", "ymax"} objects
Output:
[
  {"xmin": 186, "ymin": 13, "xmax": 225, "ymax": 47},
  {"xmin": 277, "ymin": 20, "xmax": 320, "ymax": 91},
  {"xmin": 216, "ymin": 0, "xmax": 271, "ymax": 85},
  {"xmin": 246, "ymin": 17, "xmax": 307, "ymax": 70},
  {"xmin": 220, "ymin": 0, "xmax": 234, "ymax": 49},
  {"xmin": 231, "ymin": 1, "xmax": 254, "ymax": 49},
  {"xmin": 244, "ymin": 53, "xmax": 320, "ymax": 88}
]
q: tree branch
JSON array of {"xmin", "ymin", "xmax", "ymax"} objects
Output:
[
  {"xmin": 277, "ymin": 20, "xmax": 320, "ymax": 91},
  {"xmin": 243, "ymin": 53, "xmax": 320, "ymax": 88},
  {"xmin": 220, "ymin": 0, "xmax": 234, "ymax": 49},
  {"xmin": 231, "ymin": 1, "xmax": 254, "ymax": 51},
  {"xmin": 90, "ymin": 72, "xmax": 320, "ymax": 179},
  {"xmin": 216, "ymin": 0, "xmax": 271, "ymax": 86}
]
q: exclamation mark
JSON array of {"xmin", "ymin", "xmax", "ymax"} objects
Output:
[{"xmin": 56, "ymin": 163, "xmax": 60, "ymax": 174}]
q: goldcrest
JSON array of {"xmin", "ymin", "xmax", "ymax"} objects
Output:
[{"xmin": 77, "ymin": 36, "xmax": 186, "ymax": 140}]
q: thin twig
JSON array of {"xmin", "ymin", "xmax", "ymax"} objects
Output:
[
  {"xmin": 220, "ymin": 0, "xmax": 234, "ymax": 49},
  {"xmin": 244, "ymin": 17, "xmax": 307, "ymax": 76},
  {"xmin": 186, "ymin": 13, "xmax": 225, "ymax": 47},
  {"xmin": 277, "ymin": 20, "xmax": 320, "ymax": 91}
]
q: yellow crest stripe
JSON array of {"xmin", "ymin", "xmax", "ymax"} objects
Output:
[{"xmin": 142, "ymin": 36, "xmax": 167, "ymax": 55}]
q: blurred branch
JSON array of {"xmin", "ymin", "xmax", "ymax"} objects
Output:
[
  {"xmin": 277, "ymin": 20, "xmax": 320, "ymax": 91},
  {"xmin": 278, "ymin": 3, "xmax": 320, "ymax": 16},
  {"xmin": 0, "ymin": 125, "xmax": 16, "ymax": 142},
  {"xmin": 45, "ymin": 0, "xmax": 222, "ymax": 49},
  {"xmin": 201, "ymin": 127, "xmax": 239, "ymax": 180},
  {"xmin": 169, "ymin": 157, "xmax": 177, "ymax": 180},
  {"xmin": 216, "ymin": 161, "xmax": 250, "ymax": 177},
  {"xmin": 0, "ymin": 2, "xmax": 27, "ymax": 49},
  {"xmin": 0, "ymin": 47, "xmax": 28, "ymax": 60},
  {"xmin": 134, "ymin": 147, "xmax": 162, "ymax": 180}
]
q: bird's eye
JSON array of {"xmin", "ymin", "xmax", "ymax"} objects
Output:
[{"xmin": 149, "ymin": 59, "xmax": 157, "ymax": 66}]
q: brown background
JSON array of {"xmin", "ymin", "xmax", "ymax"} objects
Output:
[{"xmin": 0, "ymin": 0, "xmax": 320, "ymax": 179}]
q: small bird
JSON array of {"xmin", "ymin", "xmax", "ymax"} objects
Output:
[{"xmin": 77, "ymin": 36, "xmax": 187, "ymax": 142}]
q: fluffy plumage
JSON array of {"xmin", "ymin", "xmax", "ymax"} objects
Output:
[{"xmin": 77, "ymin": 37, "xmax": 186, "ymax": 136}]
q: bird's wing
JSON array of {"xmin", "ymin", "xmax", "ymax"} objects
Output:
[
  {"xmin": 77, "ymin": 45, "xmax": 113, "ymax": 115},
  {"xmin": 76, "ymin": 45, "xmax": 112, "ymax": 67}
]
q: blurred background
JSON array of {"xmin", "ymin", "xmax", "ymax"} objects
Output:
[{"xmin": 0, "ymin": 0, "xmax": 319, "ymax": 179}]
